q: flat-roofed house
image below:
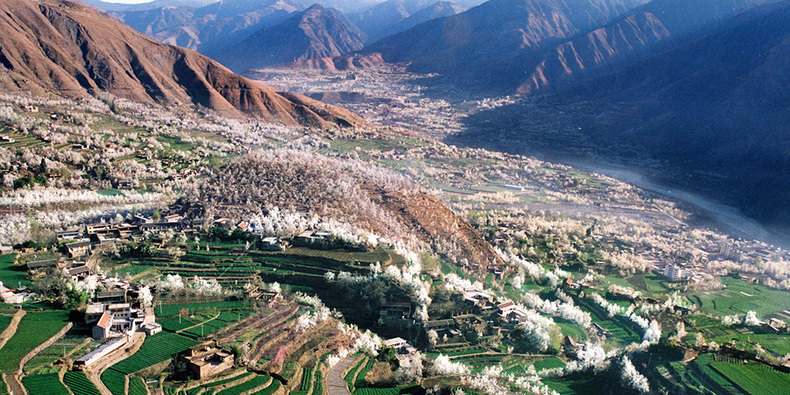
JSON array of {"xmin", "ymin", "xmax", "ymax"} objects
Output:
[
  {"xmin": 66, "ymin": 240, "xmax": 92, "ymax": 257},
  {"xmin": 181, "ymin": 341, "xmax": 234, "ymax": 379},
  {"xmin": 96, "ymin": 289, "xmax": 126, "ymax": 304}
]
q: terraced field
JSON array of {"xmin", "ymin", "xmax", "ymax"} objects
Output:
[
  {"xmin": 128, "ymin": 377, "xmax": 148, "ymax": 395},
  {"xmin": 180, "ymin": 310, "xmax": 255, "ymax": 339},
  {"xmin": 116, "ymin": 244, "xmax": 386, "ymax": 289},
  {"xmin": 344, "ymin": 355, "xmax": 368, "ymax": 393},
  {"xmin": 214, "ymin": 374, "xmax": 274, "ymax": 395},
  {"xmin": 711, "ymin": 361, "xmax": 790, "ymax": 395},
  {"xmin": 578, "ymin": 299, "xmax": 642, "ymax": 346},
  {"xmin": 187, "ymin": 370, "xmax": 254, "ymax": 394},
  {"xmin": 21, "ymin": 373, "xmax": 69, "ymax": 395},
  {"xmin": 0, "ymin": 310, "xmax": 71, "ymax": 372},
  {"xmin": 102, "ymin": 332, "xmax": 198, "ymax": 394},
  {"xmin": 63, "ymin": 371, "xmax": 101, "ymax": 395},
  {"xmin": 156, "ymin": 301, "xmax": 251, "ymax": 318},
  {"xmin": 25, "ymin": 337, "xmax": 92, "ymax": 372},
  {"xmin": 354, "ymin": 384, "xmax": 420, "ymax": 394}
]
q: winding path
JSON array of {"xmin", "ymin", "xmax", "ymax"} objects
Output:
[{"xmin": 326, "ymin": 356, "xmax": 355, "ymax": 395}]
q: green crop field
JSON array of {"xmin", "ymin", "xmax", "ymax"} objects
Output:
[
  {"xmin": 25, "ymin": 337, "xmax": 92, "ymax": 372},
  {"xmin": 556, "ymin": 320, "xmax": 588, "ymax": 342},
  {"xmin": 158, "ymin": 316, "xmax": 199, "ymax": 332},
  {"xmin": 345, "ymin": 356, "xmax": 367, "ymax": 392},
  {"xmin": 534, "ymin": 357, "xmax": 567, "ymax": 372},
  {"xmin": 301, "ymin": 368, "xmax": 313, "ymax": 391},
  {"xmin": 687, "ymin": 354, "xmax": 743, "ymax": 394},
  {"xmin": 64, "ymin": 371, "xmax": 101, "ymax": 395},
  {"xmin": 257, "ymin": 379, "xmax": 280, "ymax": 395},
  {"xmin": 694, "ymin": 277, "xmax": 790, "ymax": 318},
  {"xmin": 0, "ymin": 310, "xmax": 70, "ymax": 372},
  {"xmin": 307, "ymin": 365, "xmax": 323, "ymax": 395},
  {"xmin": 0, "ymin": 314, "xmax": 12, "ymax": 334},
  {"xmin": 0, "ymin": 254, "xmax": 31, "ymax": 289},
  {"xmin": 103, "ymin": 332, "xmax": 198, "ymax": 394},
  {"xmin": 215, "ymin": 375, "xmax": 271, "ymax": 395},
  {"xmin": 202, "ymin": 371, "xmax": 253, "ymax": 389},
  {"xmin": 156, "ymin": 301, "xmax": 250, "ymax": 317},
  {"xmin": 112, "ymin": 332, "xmax": 198, "ymax": 374},
  {"xmin": 100, "ymin": 369, "xmax": 127, "ymax": 395},
  {"xmin": 22, "ymin": 373, "xmax": 69, "ymax": 395},
  {"xmin": 711, "ymin": 361, "xmax": 790, "ymax": 395},
  {"xmin": 355, "ymin": 359, "xmax": 376, "ymax": 389},
  {"xmin": 353, "ymin": 384, "xmax": 420, "ymax": 394},
  {"xmin": 578, "ymin": 299, "xmax": 642, "ymax": 346},
  {"xmin": 128, "ymin": 377, "xmax": 147, "ymax": 395},
  {"xmin": 178, "ymin": 310, "xmax": 253, "ymax": 339}
]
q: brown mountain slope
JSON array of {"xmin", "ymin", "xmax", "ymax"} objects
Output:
[
  {"xmin": 0, "ymin": 0, "xmax": 363, "ymax": 128},
  {"xmin": 218, "ymin": 4, "xmax": 367, "ymax": 73},
  {"xmin": 191, "ymin": 150, "xmax": 503, "ymax": 273}
]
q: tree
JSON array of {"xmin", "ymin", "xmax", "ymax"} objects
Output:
[
  {"xmin": 64, "ymin": 285, "xmax": 89, "ymax": 309},
  {"xmin": 38, "ymin": 158, "xmax": 47, "ymax": 175}
]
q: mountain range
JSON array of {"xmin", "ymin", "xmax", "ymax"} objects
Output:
[
  {"xmin": 415, "ymin": 0, "xmax": 790, "ymax": 226},
  {"xmin": 104, "ymin": 0, "xmax": 472, "ymax": 69},
  {"xmin": 266, "ymin": 0, "xmax": 790, "ymax": 227},
  {"xmin": 114, "ymin": 0, "xmax": 312, "ymax": 56},
  {"xmin": 217, "ymin": 4, "xmax": 367, "ymax": 72},
  {"xmin": 0, "ymin": 0, "xmax": 362, "ymax": 128}
]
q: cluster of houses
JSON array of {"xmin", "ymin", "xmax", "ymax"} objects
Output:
[{"xmin": 57, "ymin": 213, "xmax": 189, "ymax": 257}]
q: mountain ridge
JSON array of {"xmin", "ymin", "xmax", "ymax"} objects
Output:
[
  {"xmin": 0, "ymin": 0, "xmax": 363, "ymax": 128},
  {"xmin": 217, "ymin": 4, "xmax": 367, "ymax": 73}
]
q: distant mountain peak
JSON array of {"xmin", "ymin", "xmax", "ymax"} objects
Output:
[{"xmin": 217, "ymin": 3, "xmax": 367, "ymax": 72}]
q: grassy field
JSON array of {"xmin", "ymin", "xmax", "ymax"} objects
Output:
[
  {"xmin": 534, "ymin": 357, "xmax": 567, "ymax": 372},
  {"xmin": 0, "ymin": 254, "xmax": 31, "ymax": 289},
  {"xmin": 0, "ymin": 315, "xmax": 12, "ymax": 334},
  {"xmin": 693, "ymin": 277, "xmax": 790, "ymax": 318},
  {"xmin": 179, "ymin": 310, "xmax": 254, "ymax": 339},
  {"xmin": 556, "ymin": 320, "xmax": 588, "ymax": 342},
  {"xmin": 0, "ymin": 310, "xmax": 70, "ymax": 372},
  {"xmin": 711, "ymin": 361, "xmax": 790, "ymax": 395},
  {"xmin": 21, "ymin": 373, "xmax": 69, "ymax": 395},
  {"xmin": 63, "ymin": 371, "xmax": 101, "ymax": 395},
  {"xmin": 687, "ymin": 354, "xmax": 745, "ymax": 394},
  {"xmin": 577, "ymin": 298, "xmax": 642, "ymax": 346},
  {"xmin": 118, "ymin": 243, "xmax": 393, "ymax": 289},
  {"xmin": 155, "ymin": 301, "xmax": 251, "ymax": 318}
]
